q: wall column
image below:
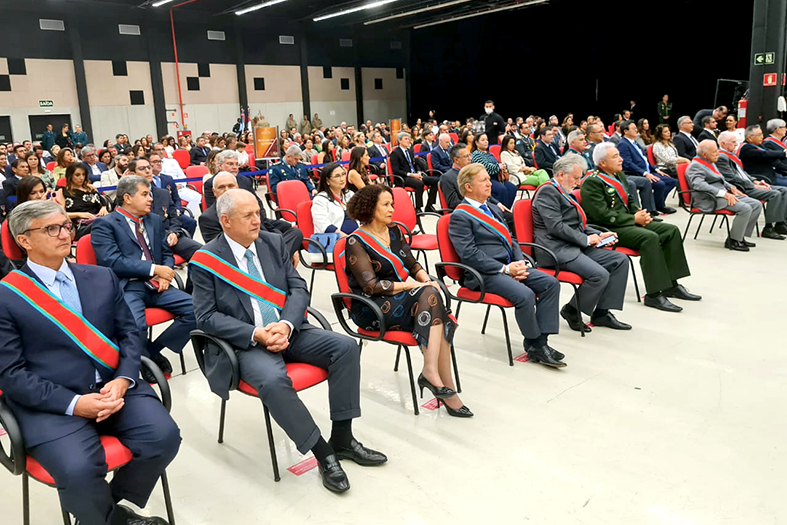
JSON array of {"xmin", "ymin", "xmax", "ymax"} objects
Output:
[{"xmin": 68, "ymin": 14, "xmax": 93, "ymax": 140}]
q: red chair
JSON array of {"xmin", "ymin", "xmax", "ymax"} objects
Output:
[
  {"xmin": 646, "ymin": 144, "xmax": 656, "ymax": 165},
  {"xmin": 434, "ymin": 215, "xmax": 518, "ymax": 365},
  {"xmin": 294, "ymin": 200, "xmax": 335, "ymax": 294},
  {"xmin": 340, "ymin": 151, "xmax": 351, "ymax": 163},
  {"xmin": 190, "ymin": 307, "xmax": 331, "ymax": 481},
  {"xmin": 56, "ymin": 178, "xmax": 66, "ymax": 188},
  {"xmin": 330, "ymin": 237, "xmax": 461, "ymax": 414},
  {"xmin": 45, "ymin": 161, "xmax": 56, "ymax": 172},
  {"xmin": 449, "ymin": 132, "xmax": 459, "ymax": 144},
  {"xmin": 76, "ymin": 235, "xmax": 187, "ymax": 375},
  {"xmin": 0, "ymin": 358, "xmax": 176, "ymax": 525},
  {"xmin": 172, "ymin": 149, "xmax": 190, "ymax": 169},
  {"xmin": 413, "ymin": 143, "xmax": 421, "ymax": 153},
  {"xmin": 184, "ymin": 165, "xmax": 208, "ymax": 181},
  {"xmin": 512, "ymin": 198, "xmax": 588, "ymax": 336},
  {"xmin": 436, "ymin": 182, "xmax": 452, "ymax": 215},
  {"xmin": 273, "ymin": 180, "xmax": 310, "ymax": 223},
  {"xmin": 676, "ymin": 163, "xmax": 733, "ymax": 241},
  {"xmin": 1, "ymin": 221, "xmax": 24, "ymax": 263},
  {"xmin": 390, "ymin": 187, "xmax": 439, "ymax": 272},
  {"xmin": 489, "ymin": 144, "xmax": 501, "ymax": 161}
]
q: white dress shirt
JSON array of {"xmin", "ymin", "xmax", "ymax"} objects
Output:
[{"xmin": 681, "ymin": 130, "xmax": 699, "ymax": 147}]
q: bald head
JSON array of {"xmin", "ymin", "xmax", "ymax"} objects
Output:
[
  {"xmin": 212, "ymin": 171, "xmax": 238, "ymax": 199},
  {"xmin": 718, "ymin": 131, "xmax": 738, "ymax": 151},
  {"xmin": 696, "ymin": 139, "xmax": 719, "ymax": 162}
]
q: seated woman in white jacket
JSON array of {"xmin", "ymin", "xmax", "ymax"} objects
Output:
[{"xmin": 312, "ymin": 162, "xmax": 358, "ymax": 236}]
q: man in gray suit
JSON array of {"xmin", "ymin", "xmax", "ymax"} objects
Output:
[
  {"xmin": 717, "ymin": 131, "xmax": 787, "ymax": 240},
  {"xmin": 532, "ymin": 156, "xmax": 632, "ymax": 333},
  {"xmin": 686, "ymin": 140, "xmax": 762, "ymax": 251},
  {"xmin": 190, "ymin": 190, "xmax": 386, "ymax": 494},
  {"xmin": 449, "ymin": 163, "xmax": 565, "ymax": 368}
]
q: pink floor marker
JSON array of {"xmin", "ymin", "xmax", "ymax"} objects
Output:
[
  {"xmin": 0, "ymin": 428, "xmax": 6, "ymax": 437},
  {"xmin": 421, "ymin": 398, "xmax": 440, "ymax": 410},
  {"xmin": 513, "ymin": 353, "xmax": 530, "ymax": 363},
  {"xmin": 287, "ymin": 456, "xmax": 319, "ymax": 476}
]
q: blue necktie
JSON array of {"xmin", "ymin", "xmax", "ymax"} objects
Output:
[
  {"xmin": 244, "ymin": 249, "xmax": 279, "ymax": 326},
  {"xmin": 153, "ymin": 176, "xmax": 161, "ymax": 188},
  {"xmin": 404, "ymin": 149, "xmax": 415, "ymax": 172},
  {"xmin": 55, "ymin": 271, "xmax": 82, "ymax": 315},
  {"xmin": 479, "ymin": 203, "xmax": 494, "ymax": 218}
]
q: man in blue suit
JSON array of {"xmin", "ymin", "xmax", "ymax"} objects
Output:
[
  {"xmin": 0, "ymin": 200, "xmax": 180, "ymax": 525},
  {"xmin": 431, "ymin": 133, "xmax": 453, "ymax": 173},
  {"xmin": 91, "ymin": 176, "xmax": 195, "ymax": 380},
  {"xmin": 618, "ymin": 120, "xmax": 677, "ymax": 215},
  {"xmin": 81, "ymin": 146, "xmax": 109, "ymax": 183}
]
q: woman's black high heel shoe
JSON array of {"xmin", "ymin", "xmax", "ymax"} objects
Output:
[
  {"xmin": 437, "ymin": 398, "xmax": 474, "ymax": 418},
  {"xmin": 417, "ymin": 373, "xmax": 456, "ymax": 399}
]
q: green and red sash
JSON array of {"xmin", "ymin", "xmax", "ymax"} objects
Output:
[
  {"xmin": 190, "ymin": 250, "xmax": 286, "ymax": 311},
  {"xmin": 764, "ymin": 136, "xmax": 786, "ymax": 149},
  {"xmin": 550, "ymin": 180, "xmax": 587, "ymax": 229},
  {"xmin": 593, "ymin": 171, "xmax": 629, "ymax": 203},
  {"xmin": 454, "ymin": 203, "xmax": 513, "ymax": 250},
  {"xmin": 720, "ymin": 149, "xmax": 744, "ymax": 170},
  {"xmin": 0, "ymin": 270, "xmax": 119, "ymax": 370},
  {"xmin": 116, "ymin": 207, "xmax": 143, "ymax": 226},
  {"xmin": 351, "ymin": 230, "xmax": 410, "ymax": 282},
  {"xmin": 692, "ymin": 157, "xmax": 722, "ymax": 176}
]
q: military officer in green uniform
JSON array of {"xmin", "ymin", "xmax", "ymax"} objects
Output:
[
  {"xmin": 657, "ymin": 94, "xmax": 672, "ymax": 125},
  {"xmin": 580, "ymin": 142, "xmax": 701, "ymax": 312}
]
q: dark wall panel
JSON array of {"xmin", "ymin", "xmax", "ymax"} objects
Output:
[{"xmin": 0, "ymin": 11, "xmax": 72, "ymax": 60}]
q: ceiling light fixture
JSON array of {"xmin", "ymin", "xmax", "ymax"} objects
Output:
[
  {"xmin": 413, "ymin": 0, "xmax": 548, "ymax": 29},
  {"xmin": 313, "ymin": 0, "xmax": 400, "ymax": 22},
  {"xmin": 235, "ymin": 0, "xmax": 290, "ymax": 16},
  {"xmin": 152, "ymin": 0, "xmax": 178, "ymax": 7},
  {"xmin": 364, "ymin": 0, "xmax": 472, "ymax": 25}
]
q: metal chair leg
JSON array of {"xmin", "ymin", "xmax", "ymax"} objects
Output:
[
  {"xmin": 421, "ymin": 251, "xmax": 430, "ymax": 274},
  {"xmin": 393, "ymin": 345, "xmax": 401, "ymax": 371},
  {"xmin": 160, "ymin": 470, "xmax": 176, "ymax": 525},
  {"xmin": 23, "ymin": 473, "xmax": 30, "ymax": 525},
  {"xmin": 499, "ymin": 307, "xmax": 513, "ymax": 366},
  {"xmin": 629, "ymin": 256, "xmax": 641, "ymax": 302},
  {"xmin": 480, "ymin": 305, "xmax": 492, "ymax": 334},
  {"xmin": 694, "ymin": 214, "xmax": 705, "ymax": 239},
  {"xmin": 217, "ymin": 398, "xmax": 226, "ymax": 444},
  {"xmin": 574, "ymin": 285, "xmax": 584, "ymax": 337},
  {"xmin": 308, "ymin": 270, "xmax": 316, "ymax": 296},
  {"xmin": 450, "ymin": 343, "xmax": 461, "ymax": 393},
  {"xmin": 61, "ymin": 508, "xmax": 71, "ymax": 525},
  {"xmin": 709, "ymin": 215, "xmax": 718, "ymax": 233},
  {"xmin": 402, "ymin": 347, "xmax": 419, "ymax": 415},
  {"xmin": 179, "ymin": 352, "xmax": 186, "ymax": 375},
  {"xmin": 454, "ymin": 302, "xmax": 462, "ymax": 320},
  {"xmin": 724, "ymin": 215, "xmax": 731, "ymax": 239},
  {"xmin": 263, "ymin": 405, "xmax": 281, "ymax": 481},
  {"xmin": 682, "ymin": 213, "xmax": 694, "ymax": 241}
]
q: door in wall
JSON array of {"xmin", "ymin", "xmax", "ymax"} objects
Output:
[
  {"xmin": 0, "ymin": 116, "xmax": 12, "ymax": 142},
  {"xmin": 28, "ymin": 114, "xmax": 72, "ymax": 142}
]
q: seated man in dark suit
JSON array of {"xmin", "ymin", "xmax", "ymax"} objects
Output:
[
  {"xmin": 3, "ymin": 157, "xmax": 28, "ymax": 198},
  {"xmin": 81, "ymin": 146, "xmax": 109, "ymax": 183},
  {"xmin": 692, "ymin": 106, "xmax": 727, "ymax": 131},
  {"xmin": 189, "ymin": 135, "xmax": 209, "ymax": 165},
  {"xmin": 430, "ymin": 133, "xmax": 453, "ymax": 173},
  {"xmin": 581, "ymin": 143, "xmax": 700, "ymax": 313},
  {"xmin": 149, "ymin": 152, "xmax": 196, "ymax": 238},
  {"xmin": 514, "ymin": 123, "xmax": 536, "ymax": 166},
  {"xmin": 760, "ymin": 118, "xmax": 787, "ymax": 186},
  {"xmin": 130, "ymin": 157, "xmax": 201, "ymax": 262},
  {"xmin": 0, "ymin": 200, "xmax": 180, "ymax": 525},
  {"xmin": 203, "ymin": 149, "xmax": 259, "ymax": 209},
  {"xmin": 91, "ymin": 176, "xmax": 196, "ymax": 380},
  {"xmin": 200, "ymin": 172, "xmax": 303, "ymax": 261},
  {"xmin": 739, "ymin": 124, "xmax": 787, "ymax": 186},
  {"xmin": 366, "ymin": 131, "xmax": 388, "ymax": 175},
  {"xmin": 267, "ymin": 145, "xmax": 317, "ymax": 197},
  {"xmin": 390, "ymin": 132, "xmax": 439, "ymax": 211},
  {"xmin": 533, "ymin": 126, "xmax": 561, "ymax": 173},
  {"xmin": 674, "ymin": 116, "xmax": 699, "ymax": 159},
  {"xmin": 697, "ymin": 116, "xmax": 719, "ymax": 144},
  {"xmin": 532, "ymin": 156, "xmax": 631, "ymax": 332},
  {"xmin": 449, "ymin": 163, "xmax": 565, "ymax": 368},
  {"xmin": 617, "ymin": 120, "xmax": 677, "ymax": 215},
  {"xmin": 191, "ymin": 189, "xmax": 386, "ymax": 493}
]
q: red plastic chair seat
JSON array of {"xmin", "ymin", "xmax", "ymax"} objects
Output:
[
  {"xmin": 173, "ymin": 254, "xmax": 186, "ymax": 266},
  {"xmin": 146, "ymin": 308, "xmax": 176, "ymax": 326},
  {"xmin": 536, "ymin": 268, "xmax": 584, "ymax": 285},
  {"xmin": 690, "ymin": 207, "xmax": 734, "ymax": 215},
  {"xmin": 455, "ymin": 288, "xmax": 514, "ymax": 307},
  {"xmin": 357, "ymin": 328, "xmax": 419, "ymax": 346},
  {"xmin": 237, "ymin": 363, "xmax": 329, "ymax": 396},
  {"xmin": 613, "ymin": 246, "xmax": 639, "ymax": 256},
  {"xmin": 26, "ymin": 436, "xmax": 132, "ymax": 486},
  {"xmin": 410, "ymin": 234, "xmax": 438, "ymax": 251}
]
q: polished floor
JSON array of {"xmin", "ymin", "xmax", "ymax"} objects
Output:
[{"xmin": 1, "ymin": 193, "xmax": 786, "ymax": 524}]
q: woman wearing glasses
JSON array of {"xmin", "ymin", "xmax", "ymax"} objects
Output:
[
  {"xmin": 312, "ymin": 162, "xmax": 358, "ymax": 236},
  {"xmin": 55, "ymin": 162, "xmax": 108, "ymax": 240}
]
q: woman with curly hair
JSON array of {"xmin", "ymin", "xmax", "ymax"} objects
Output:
[{"xmin": 56, "ymin": 162, "xmax": 108, "ymax": 239}]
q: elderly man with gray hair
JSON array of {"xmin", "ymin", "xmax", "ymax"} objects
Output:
[
  {"xmin": 80, "ymin": 145, "xmax": 107, "ymax": 182},
  {"xmin": 532, "ymin": 155, "xmax": 631, "ymax": 332},
  {"xmin": 687, "ymin": 140, "xmax": 762, "ymax": 251},
  {"xmin": 674, "ymin": 115, "xmax": 699, "ymax": 159},
  {"xmin": 267, "ymin": 144, "xmax": 316, "ymax": 196}
]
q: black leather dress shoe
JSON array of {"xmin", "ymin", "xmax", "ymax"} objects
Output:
[
  {"xmin": 775, "ymin": 222, "xmax": 787, "ymax": 235},
  {"xmin": 724, "ymin": 238, "xmax": 749, "ymax": 251},
  {"xmin": 560, "ymin": 304, "xmax": 591, "ymax": 333},
  {"xmin": 651, "ymin": 216, "xmax": 663, "ymax": 222},
  {"xmin": 742, "ymin": 239, "xmax": 757, "ymax": 247},
  {"xmin": 318, "ymin": 454, "xmax": 350, "ymax": 493},
  {"xmin": 650, "ymin": 210, "xmax": 661, "ymax": 217},
  {"xmin": 643, "ymin": 294, "xmax": 682, "ymax": 312},
  {"xmin": 760, "ymin": 227, "xmax": 785, "ymax": 240},
  {"xmin": 527, "ymin": 346, "xmax": 567, "ymax": 368},
  {"xmin": 590, "ymin": 312, "xmax": 632, "ymax": 330},
  {"xmin": 658, "ymin": 206, "xmax": 677, "ymax": 214},
  {"xmin": 151, "ymin": 354, "xmax": 173, "ymax": 374},
  {"xmin": 115, "ymin": 504, "xmax": 168, "ymax": 525},
  {"xmin": 546, "ymin": 345, "xmax": 565, "ymax": 361},
  {"xmin": 663, "ymin": 284, "xmax": 701, "ymax": 301},
  {"xmin": 329, "ymin": 439, "xmax": 387, "ymax": 466}
]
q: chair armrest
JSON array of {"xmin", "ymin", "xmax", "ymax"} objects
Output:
[
  {"xmin": 434, "ymin": 261, "xmax": 487, "ymax": 303},
  {"xmin": 189, "ymin": 330, "xmax": 241, "ymax": 391},
  {"xmin": 427, "ymin": 274, "xmax": 452, "ymax": 311},
  {"xmin": 186, "ymin": 184, "xmax": 199, "ymax": 193},
  {"xmin": 389, "ymin": 174, "xmax": 406, "ymax": 187},
  {"xmin": 180, "ymin": 208, "xmax": 194, "ymax": 219},
  {"xmin": 140, "ymin": 356, "xmax": 172, "ymax": 413},
  {"xmin": 297, "ymin": 237, "xmax": 329, "ymax": 269},
  {"xmin": 0, "ymin": 396, "xmax": 25, "ymax": 475},
  {"xmin": 518, "ymin": 241, "xmax": 561, "ymax": 278},
  {"xmin": 172, "ymin": 272, "xmax": 185, "ymax": 290},
  {"xmin": 330, "ymin": 292, "xmax": 387, "ymax": 341},
  {"xmin": 273, "ymin": 207, "xmax": 297, "ymax": 222},
  {"xmin": 306, "ymin": 306, "xmax": 332, "ymax": 331},
  {"xmin": 178, "ymin": 227, "xmax": 192, "ymax": 239},
  {"xmin": 391, "ymin": 221, "xmax": 413, "ymax": 243}
]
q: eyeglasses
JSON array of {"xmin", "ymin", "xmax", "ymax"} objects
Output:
[
  {"xmin": 24, "ymin": 222, "xmax": 73, "ymax": 237},
  {"xmin": 136, "ymin": 165, "xmax": 152, "ymax": 171},
  {"xmin": 150, "ymin": 160, "xmax": 162, "ymax": 164}
]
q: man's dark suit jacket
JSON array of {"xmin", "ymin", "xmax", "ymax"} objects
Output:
[
  {"xmin": 692, "ymin": 109, "xmax": 714, "ymax": 131},
  {"xmin": 483, "ymin": 112, "xmax": 506, "ymax": 144},
  {"xmin": 2, "ymin": 175, "xmax": 20, "ymax": 197},
  {"xmin": 738, "ymin": 142, "xmax": 784, "ymax": 183},
  {"xmin": 86, "ymin": 162, "xmax": 109, "ymax": 183},
  {"xmin": 197, "ymin": 204, "xmax": 302, "ymax": 256},
  {"xmin": 204, "ymin": 173, "xmax": 261, "ymax": 210},
  {"xmin": 190, "ymin": 146, "xmax": 209, "ymax": 166},
  {"xmin": 439, "ymin": 167, "xmax": 500, "ymax": 210},
  {"xmin": 151, "ymin": 186, "xmax": 184, "ymax": 237},
  {"xmin": 430, "ymin": 146, "xmax": 452, "ymax": 173},
  {"xmin": 191, "ymin": 232, "xmax": 312, "ymax": 399},
  {"xmin": 0, "ymin": 263, "xmax": 154, "ymax": 447},
  {"xmin": 716, "ymin": 154, "xmax": 756, "ymax": 192},
  {"xmin": 673, "ymin": 132, "xmax": 698, "ymax": 159},
  {"xmin": 697, "ymin": 129, "xmax": 718, "ymax": 144},
  {"xmin": 761, "ymin": 139, "xmax": 787, "ymax": 175},
  {"xmin": 91, "ymin": 211, "xmax": 174, "ymax": 288},
  {"xmin": 390, "ymin": 146, "xmax": 418, "ymax": 178},
  {"xmin": 155, "ymin": 173, "xmax": 181, "ymax": 208},
  {"xmin": 618, "ymin": 138, "xmax": 654, "ymax": 176},
  {"xmin": 534, "ymin": 141, "xmax": 560, "ymax": 172}
]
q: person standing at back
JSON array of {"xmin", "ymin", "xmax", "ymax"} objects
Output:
[{"xmin": 481, "ymin": 100, "xmax": 506, "ymax": 145}]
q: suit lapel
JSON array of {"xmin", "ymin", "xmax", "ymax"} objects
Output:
[
  {"xmin": 69, "ymin": 263, "xmax": 98, "ymax": 326},
  {"xmin": 214, "ymin": 235, "xmax": 254, "ymax": 321},
  {"xmin": 254, "ymin": 238, "xmax": 282, "ymax": 292},
  {"xmin": 115, "ymin": 210, "xmax": 139, "ymax": 246}
]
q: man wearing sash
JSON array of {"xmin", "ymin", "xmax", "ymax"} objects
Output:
[
  {"xmin": 92, "ymin": 176, "xmax": 196, "ymax": 381},
  {"xmin": 191, "ymin": 189, "xmax": 386, "ymax": 494},
  {"xmin": 532, "ymin": 156, "xmax": 631, "ymax": 332},
  {"xmin": 717, "ymin": 131, "xmax": 787, "ymax": 239},
  {"xmin": 686, "ymin": 140, "xmax": 762, "ymax": 251},
  {"xmin": 738, "ymin": 124, "xmax": 787, "ymax": 186},
  {"xmin": 0, "ymin": 201, "xmax": 180, "ymax": 525},
  {"xmin": 449, "ymin": 163, "xmax": 566, "ymax": 368},
  {"xmin": 581, "ymin": 143, "xmax": 699, "ymax": 313},
  {"xmin": 760, "ymin": 119, "xmax": 787, "ymax": 186}
]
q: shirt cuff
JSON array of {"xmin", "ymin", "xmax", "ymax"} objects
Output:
[
  {"xmin": 149, "ymin": 263, "xmax": 156, "ymax": 277},
  {"xmin": 282, "ymin": 320, "xmax": 295, "ymax": 340},
  {"xmin": 717, "ymin": 189, "xmax": 727, "ymax": 197},
  {"xmin": 500, "ymin": 265, "xmax": 507, "ymax": 274},
  {"xmin": 66, "ymin": 394, "xmax": 80, "ymax": 416},
  {"xmin": 118, "ymin": 376, "xmax": 136, "ymax": 389}
]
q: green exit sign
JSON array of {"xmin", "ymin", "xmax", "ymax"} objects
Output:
[
  {"xmin": 39, "ymin": 100, "xmax": 54, "ymax": 108},
  {"xmin": 755, "ymin": 52, "xmax": 775, "ymax": 65}
]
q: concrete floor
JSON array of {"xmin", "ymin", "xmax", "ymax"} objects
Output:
[{"xmin": 1, "ymin": 193, "xmax": 785, "ymax": 525}]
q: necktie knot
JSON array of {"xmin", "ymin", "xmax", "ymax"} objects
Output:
[
  {"xmin": 479, "ymin": 203, "xmax": 493, "ymax": 217},
  {"xmin": 55, "ymin": 271, "xmax": 69, "ymax": 285},
  {"xmin": 244, "ymin": 249, "xmax": 255, "ymax": 264},
  {"xmin": 56, "ymin": 271, "xmax": 82, "ymax": 314}
]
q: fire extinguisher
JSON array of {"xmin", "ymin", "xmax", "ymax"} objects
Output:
[{"xmin": 738, "ymin": 98, "xmax": 748, "ymax": 129}]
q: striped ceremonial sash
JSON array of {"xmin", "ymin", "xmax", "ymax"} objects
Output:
[
  {"xmin": 720, "ymin": 150, "xmax": 744, "ymax": 170},
  {"xmin": 692, "ymin": 157, "xmax": 723, "ymax": 176},
  {"xmin": 190, "ymin": 250, "xmax": 286, "ymax": 311},
  {"xmin": 351, "ymin": 230, "xmax": 410, "ymax": 282},
  {"xmin": 454, "ymin": 203, "xmax": 514, "ymax": 250},
  {"xmin": 116, "ymin": 206, "xmax": 143, "ymax": 226},
  {"xmin": 593, "ymin": 171, "xmax": 629, "ymax": 203},
  {"xmin": 764, "ymin": 137, "xmax": 786, "ymax": 149},
  {"xmin": 0, "ymin": 271, "xmax": 119, "ymax": 370},
  {"xmin": 549, "ymin": 180, "xmax": 587, "ymax": 229}
]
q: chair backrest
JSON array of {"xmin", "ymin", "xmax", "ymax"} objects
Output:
[
  {"xmin": 332, "ymin": 237, "xmax": 354, "ymax": 309},
  {"xmin": 295, "ymin": 199, "xmax": 315, "ymax": 238},
  {"xmin": 426, "ymin": 151, "xmax": 434, "ymax": 171},
  {"xmin": 413, "ymin": 143, "xmax": 421, "ymax": 153},
  {"xmin": 46, "ymin": 161, "xmax": 56, "ymax": 171},
  {"xmin": 76, "ymin": 234, "xmax": 97, "ymax": 265},
  {"xmin": 185, "ymin": 165, "xmax": 209, "ymax": 181},
  {"xmin": 172, "ymin": 149, "xmax": 190, "ymax": 169},
  {"xmin": 449, "ymin": 133, "xmax": 459, "ymax": 144},
  {"xmin": 436, "ymin": 215, "xmax": 464, "ymax": 281},
  {"xmin": 341, "ymin": 151, "xmax": 351, "ymax": 163},
  {"xmin": 1, "ymin": 221, "xmax": 23, "ymax": 260},
  {"xmin": 391, "ymin": 186, "xmax": 417, "ymax": 231},
  {"xmin": 489, "ymin": 144, "xmax": 501, "ymax": 161},
  {"xmin": 532, "ymin": 153, "xmax": 539, "ymax": 170},
  {"xmin": 646, "ymin": 144, "xmax": 656, "ymax": 165},
  {"xmin": 275, "ymin": 180, "xmax": 310, "ymax": 222},
  {"xmin": 56, "ymin": 178, "xmax": 66, "ymax": 188},
  {"xmin": 676, "ymin": 163, "xmax": 691, "ymax": 207},
  {"xmin": 383, "ymin": 143, "xmax": 391, "ymax": 153},
  {"xmin": 188, "ymin": 178, "xmax": 203, "ymax": 195},
  {"xmin": 512, "ymin": 198, "xmax": 534, "ymax": 256},
  {"xmin": 438, "ymin": 181, "xmax": 449, "ymax": 211}
]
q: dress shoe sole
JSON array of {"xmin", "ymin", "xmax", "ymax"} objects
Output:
[
  {"xmin": 591, "ymin": 319, "xmax": 632, "ymax": 330},
  {"xmin": 528, "ymin": 357, "xmax": 567, "ymax": 368},
  {"xmin": 334, "ymin": 450, "xmax": 387, "ymax": 466},
  {"xmin": 643, "ymin": 301, "xmax": 682, "ymax": 313}
]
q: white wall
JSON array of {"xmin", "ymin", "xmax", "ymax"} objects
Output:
[
  {"xmin": 309, "ymin": 102, "xmax": 358, "ymax": 129},
  {"xmin": 362, "ymin": 100, "xmax": 406, "ymax": 127},
  {"xmin": 248, "ymin": 102, "xmax": 304, "ymax": 133},
  {"xmin": 91, "ymin": 105, "xmax": 157, "ymax": 144},
  {"xmin": 166, "ymin": 103, "xmax": 240, "ymax": 137}
]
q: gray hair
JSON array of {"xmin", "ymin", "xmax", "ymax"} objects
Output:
[
  {"xmin": 438, "ymin": 133, "xmax": 451, "ymax": 142},
  {"xmin": 592, "ymin": 142, "xmax": 618, "ymax": 167},
  {"xmin": 80, "ymin": 145, "xmax": 97, "ymax": 159},
  {"xmin": 449, "ymin": 143, "xmax": 467, "ymax": 161},
  {"xmin": 116, "ymin": 175, "xmax": 150, "ymax": 204},
  {"xmin": 8, "ymin": 201, "xmax": 68, "ymax": 240},
  {"xmin": 215, "ymin": 188, "xmax": 253, "ymax": 218},
  {"xmin": 766, "ymin": 119, "xmax": 786, "ymax": 134},
  {"xmin": 745, "ymin": 124, "xmax": 762, "ymax": 140},
  {"xmin": 553, "ymin": 154, "xmax": 587, "ymax": 175},
  {"xmin": 717, "ymin": 130, "xmax": 738, "ymax": 146},
  {"xmin": 397, "ymin": 131, "xmax": 410, "ymax": 143},
  {"xmin": 285, "ymin": 145, "xmax": 302, "ymax": 158},
  {"xmin": 216, "ymin": 149, "xmax": 238, "ymax": 166},
  {"xmin": 677, "ymin": 116, "xmax": 692, "ymax": 128},
  {"xmin": 567, "ymin": 129, "xmax": 585, "ymax": 145},
  {"xmin": 696, "ymin": 139, "xmax": 717, "ymax": 157}
]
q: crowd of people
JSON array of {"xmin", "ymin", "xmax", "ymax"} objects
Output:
[{"xmin": 2, "ymin": 96, "xmax": 786, "ymax": 524}]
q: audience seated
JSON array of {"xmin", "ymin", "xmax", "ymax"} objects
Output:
[
  {"xmin": 366, "ymin": 131, "xmax": 388, "ymax": 175},
  {"xmin": 501, "ymin": 135, "xmax": 547, "ymax": 187},
  {"xmin": 100, "ymin": 153, "xmax": 128, "ymax": 201},
  {"xmin": 346, "ymin": 147, "xmax": 374, "ymax": 192},
  {"xmin": 268, "ymin": 145, "xmax": 317, "ymax": 196},
  {"xmin": 189, "ymin": 136, "xmax": 210, "ymax": 166},
  {"xmin": 674, "ymin": 116, "xmax": 699, "ymax": 159},
  {"xmin": 80, "ymin": 146, "xmax": 108, "ymax": 183},
  {"xmin": 53, "ymin": 147, "xmax": 75, "ymax": 183},
  {"xmin": 56, "ymin": 162, "xmax": 108, "ymax": 240},
  {"xmin": 430, "ymin": 133, "xmax": 453, "ymax": 173},
  {"xmin": 312, "ymin": 163, "xmax": 358, "ymax": 235},
  {"xmin": 738, "ymin": 124, "xmax": 787, "ymax": 187},
  {"xmin": 533, "ymin": 126, "xmax": 561, "ymax": 172},
  {"xmin": 4, "ymin": 157, "xmax": 30, "ymax": 198},
  {"xmin": 389, "ymin": 132, "xmax": 438, "ymax": 212},
  {"xmin": 471, "ymin": 131, "xmax": 517, "ymax": 209},
  {"xmin": 24, "ymin": 150, "xmax": 55, "ymax": 190},
  {"xmin": 564, "ymin": 130, "xmax": 594, "ymax": 172},
  {"xmin": 16, "ymin": 175, "xmax": 48, "ymax": 205},
  {"xmin": 697, "ymin": 116, "xmax": 719, "ymax": 144},
  {"xmin": 651, "ymin": 124, "xmax": 688, "ymax": 177},
  {"xmin": 514, "ymin": 123, "xmax": 536, "ymax": 166}
]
